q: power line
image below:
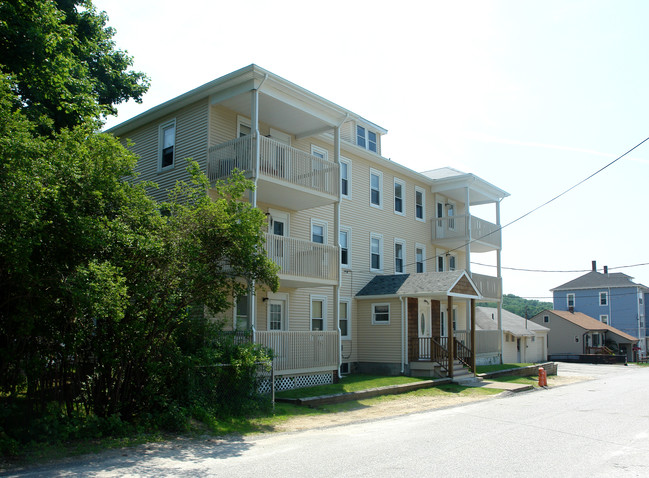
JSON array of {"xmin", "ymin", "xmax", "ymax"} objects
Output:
[{"xmin": 471, "ymin": 261, "xmax": 649, "ymax": 274}]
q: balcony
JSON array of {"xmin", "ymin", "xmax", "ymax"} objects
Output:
[
  {"xmin": 207, "ymin": 135, "xmax": 339, "ymax": 210},
  {"xmin": 265, "ymin": 233, "xmax": 338, "ymax": 288},
  {"xmin": 256, "ymin": 331, "xmax": 339, "ymax": 375},
  {"xmin": 432, "ymin": 215, "xmax": 501, "ymax": 252},
  {"xmin": 471, "ymin": 273, "xmax": 502, "ymax": 301}
]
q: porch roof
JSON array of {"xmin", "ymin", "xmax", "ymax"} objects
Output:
[{"xmin": 356, "ymin": 271, "xmax": 482, "ymax": 300}]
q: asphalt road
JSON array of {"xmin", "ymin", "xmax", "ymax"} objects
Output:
[{"xmin": 7, "ymin": 363, "xmax": 649, "ymax": 477}]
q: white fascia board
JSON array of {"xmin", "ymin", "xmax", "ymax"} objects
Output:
[{"xmin": 431, "ymin": 174, "xmax": 509, "ymax": 203}]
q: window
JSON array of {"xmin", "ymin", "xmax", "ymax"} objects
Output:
[
  {"xmin": 415, "ymin": 187, "xmax": 425, "ymax": 221},
  {"xmin": 415, "ymin": 245, "xmax": 425, "ymax": 273},
  {"xmin": 159, "ymin": 120, "xmax": 176, "ymax": 170},
  {"xmin": 394, "ymin": 179, "xmax": 405, "ymax": 215},
  {"xmin": 437, "ymin": 255, "xmax": 444, "ymax": 272},
  {"xmin": 339, "ymin": 299, "xmax": 351, "ymax": 339},
  {"xmin": 600, "ymin": 315, "xmax": 609, "ymax": 324},
  {"xmin": 341, "ymin": 159, "xmax": 351, "ymax": 198},
  {"xmin": 235, "ymin": 294, "xmax": 249, "ymax": 330},
  {"xmin": 599, "ymin": 291, "xmax": 608, "ymax": 306},
  {"xmin": 394, "ymin": 239, "xmax": 405, "ymax": 274},
  {"xmin": 567, "ymin": 293, "xmax": 575, "ymax": 308},
  {"xmin": 447, "ymin": 202, "xmax": 455, "ymax": 230},
  {"xmin": 357, "ymin": 125, "xmax": 378, "ymax": 153},
  {"xmin": 452, "ymin": 307, "xmax": 457, "ymax": 332},
  {"xmin": 370, "ymin": 169, "xmax": 382, "ymax": 208},
  {"xmin": 448, "ymin": 254, "xmax": 457, "ymax": 271},
  {"xmin": 311, "ymin": 220, "xmax": 327, "ymax": 244},
  {"xmin": 543, "ymin": 315, "xmax": 549, "ymax": 323},
  {"xmin": 340, "ymin": 227, "xmax": 350, "ymax": 267},
  {"xmin": 370, "ymin": 234, "xmax": 383, "ymax": 271},
  {"xmin": 372, "ymin": 303, "xmax": 390, "ymax": 324},
  {"xmin": 238, "ymin": 116, "xmax": 251, "ymax": 137},
  {"xmin": 311, "ymin": 296, "xmax": 326, "ymax": 331},
  {"xmin": 311, "ymin": 145, "xmax": 327, "ymax": 160}
]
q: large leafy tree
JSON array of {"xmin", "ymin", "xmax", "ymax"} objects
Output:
[{"xmin": 0, "ymin": 0, "xmax": 149, "ymax": 133}]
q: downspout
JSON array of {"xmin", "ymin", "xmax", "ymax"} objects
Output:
[
  {"xmin": 496, "ymin": 199, "xmax": 503, "ymax": 364},
  {"xmin": 250, "ymin": 87, "xmax": 260, "ymax": 342},
  {"xmin": 334, "ymin": 124, "xmax": 342, "ymax": 377},
  {"xmin": 400, "ymin": 296, "xmax": 406, "ymax": 374}
]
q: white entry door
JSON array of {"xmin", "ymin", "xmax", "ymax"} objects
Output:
[
  {"xmin": 418, "ymin": 299, "xmax": 432, "ymax": 359},
  {"xmin": 268, "ymin": 299, "xmax": 286, "ymax": 331}
]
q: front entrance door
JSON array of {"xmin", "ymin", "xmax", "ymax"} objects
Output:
[
  {"xmin": 269, "ymin": 212, "xmax": 289, "ymax": 271},
  {"xmin": 268, "ymin": 299, "xmax": 286, "ymax": 331},
  {"xmin": 418, "ymin": 299, "xmax": 432, "ymax": 359}
]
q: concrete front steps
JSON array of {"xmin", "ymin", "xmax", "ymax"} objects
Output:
[{"xmin": 410, "ymin": 360, "xmax": 482, "ymax": 384}]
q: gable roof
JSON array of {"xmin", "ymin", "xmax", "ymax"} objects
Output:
[
  {"xmin": 356, "ymin": 271, "xmax": 481, "ymax": 299},
  {"xmin": 551, "ymin": 270, "xmax": 649, "ymax": 292},
  {"xmin": 476, "ymin": 307, "xmax": 549, "ymax": 337},
  {"xmin": 539, "ymin": 310, "xmax": 638, "ymax": 342}
]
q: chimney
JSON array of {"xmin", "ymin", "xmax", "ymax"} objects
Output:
[
  {"xmin": 592, "ymin": 260, "xmax": 597, "ymax": 272},
  {"xmin": 604, "ymin": 265, "xmax": 608, "ymax": 275}
]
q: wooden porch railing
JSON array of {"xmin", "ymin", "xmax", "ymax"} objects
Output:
[
  {"xmin": 454, "ymin": 338, "xmax": 472, "ymax": 369},
  {"xmin": 264, "ymin": 233, "xmax": 338, "ymax": 282},
  {"xmin": 408, "ymin": 336, "xmax": 450, "ymax": 373},
  {"xmin": 255, "ymin": 331, "xmax": 339, "ymax": 375}
]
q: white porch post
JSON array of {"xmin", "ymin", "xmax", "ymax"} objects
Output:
[{"xmin": 465, "ymin": 186, "xmax": 471, "ymax": 275}]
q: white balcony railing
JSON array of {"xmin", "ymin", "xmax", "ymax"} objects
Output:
[
  {"xmin": 208, "ymin": 135, "xmax": 339, "ymax": 197},
  {"xmin": 265, "ymin": 233, "xmax": 338, "ymax": 283},
  {"xmin": 432, "ymin": 215, "xmax": 501, "ymax": 249},
  {"xmin": 256, "ymin": 331, "xmax": 339, "ymax": 374},
  {"xmin": 471, "ymin": 273, "xmax": 502, "ymax": 301}
]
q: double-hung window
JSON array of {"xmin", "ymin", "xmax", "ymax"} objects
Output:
[
  {"xmin": 567, "ymin": 293, "xmax": 575, "ymax": 308},
  {"xmin": 394, "ymin": 179, "xmax": 405, "ymax": 215},
  {"xmin": 437, "ymin": 255, "xmax": 444, "ymax": 272},
  {"xmin": 394, "ymin": 239, "xmax": 405, "ymax": 274},
  {"xmin": 159, "ymin": 120, "xmax": 176, "ymax": 171},
  {"xmin": 448, "ymin": 254, "xmax": 457, "ymax": 271},
  {"xmin": 415, "ymin": 245, "xmax": 425, "ymax": 273},
  {"xmin": 370, "ymin": 234, "xmax": 383, "ymax": 271},
  {"xmin": 370, "ymin": 169, "xmax": 382, "ymax": 208},
  {"xmin": 311, "ymin": 220, "xmax": 326, "ymax": 244},
  {"xmin": 339, "ymin": 299, "xmax": 351, "ymax": 339},
  {"xmin": 311, "ymin": 296, "xmax": 326, "ymax": 331},
  {"xmin": 357, "ymin": 125, "xmax": 378, "ymax": 153},
  {"xmin": 340, "ymin": 159, "xmax": 350, "ymax": 198},
  {"xmin": 340, "ymin": 227, "xmax": 350, "ymax": 267},
  {"xmin": 599, "ymin": 291, "xmax": 608, "ymax": 306},
  {"xmin": 372, "ymin": 303, "xmax": 390, "ymax": 324},
  {"xmin": 415, "ymin": 187, "xmax": 425, "ymax": 221}
]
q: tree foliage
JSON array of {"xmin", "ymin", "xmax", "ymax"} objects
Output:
[
  {"xmin": 479, "ymin": 294, "xmax": 553, "ymax": 318},
  {"xmin": 0, "ymin": 0, "xmax": 149, "ymax": 133}
]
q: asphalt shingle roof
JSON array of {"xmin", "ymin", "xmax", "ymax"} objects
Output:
[
  {"xmin": 356, "ymin": 271, "xmax": 480, "ymax": 298},
  {"xmin": 552, "ymin": 270, "xmax": 649, "ymax": 291},
  {"xmin": 542, "ymin": 310, "xmax": 638, "ymax": 342},
  {"xmin": 476, "ymin": 306, "xmax": 549, "ymax": 337}
]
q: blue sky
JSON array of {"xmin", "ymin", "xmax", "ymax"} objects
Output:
[{"xmin": 96, "ymin": 0, "xmax": 649, "ymax": 300}]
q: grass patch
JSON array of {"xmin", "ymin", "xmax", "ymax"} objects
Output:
[
  {"xmin": 476, "ymin": 363, "xmax": 534, "ymax": 374},
  {"xmin": 274, "ymin": 374, "xmax": 428, "ymax": 399}
]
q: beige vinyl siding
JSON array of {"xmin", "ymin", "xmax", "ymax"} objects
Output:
[
  {"xmin": 122, "ymin": 98, "xmax": 209, "ymax": 203},
  {"xmin": 356, "ymin": 299, "xmax": 403, "ymax": 363}
]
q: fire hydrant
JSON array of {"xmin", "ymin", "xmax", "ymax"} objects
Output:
[{"xmin": 538, "ymin": 367, "xmax": 547, "ymax": 387}]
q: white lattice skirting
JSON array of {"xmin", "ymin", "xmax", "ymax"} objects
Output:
[{"xmin": 258, "ymin": 372, "xmax": 334, "ymax": 394}]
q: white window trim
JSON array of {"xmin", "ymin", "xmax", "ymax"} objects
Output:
[
  {"xmin": 340, "ymin": 226, "xmax": 351, "ymax": 269},
  {"xmin": 237, "ymin": 115, "xmax": 251, "ymax": 138},
  {"xmin": 599, "ymin": 291, "xmax": 608, "ymax": 306},
  {"xmin": 372, "ymin": 303, "xmax": 390, "ymax": 325},
  {"xmin": 158, "ymin": 119, "xmax": 176, "ymax": 172},
  {"xmin": 394, "ymin": 238, "xmax": 406, "ymax": 274},
  {"xmin": 415, "ymin": 186, "xmax": 426, "ymax": 222},
  {"xmin": 310, "ymin": 295, "xmax": 327, "ymax": 331},
  {"xmin": 370, "ymin": 168, "xmax": 383, "ymax": 209},
  {"xmin": 415, "ymin": 243, "xmax": 426, "ymax": 274},
  {"xmin": 436, "ymin": 250, "xmax": 445, "ymax": 272},
  {"xmin": 266, "ymin": 292, "xmax": 289, "ymax": 331},
  {"xmin": 339, "ymin": 298, "xmax": 351, "ymax": 339},
  {"xmin": 340, "ymin": 157, "xmax": 351, "ymax": 200},
  {"xmin": 393, "ymin": 178, "xmax": 406, "ymax": 216},
  {"xmin": 448, "ymin": 253, "xmax": 458, "ymax": 271},
  {"xmin": 370, "ymin": 233, "xmax": 383, "ymax": 272},
  {"xmin": 356, "ymin": 124, "xmax": 378, "ymax": 153},
  {"xmin": 567, "ymin": 293, "xmax": 575, "ymax": 308},
  {"xmin": 600, "ymin": 314, "xmax": 609, "ymax": 324},
  {"xmin": 311, "ymin": 144, "xmax": 328, "ymax": 160},
  {"xmin": 311, "ymin": 218, "xmax": 328, "ymax": 244},
  {"xmin": 268, "ymin": 208, "xmax": 290, "ymax": 236}
]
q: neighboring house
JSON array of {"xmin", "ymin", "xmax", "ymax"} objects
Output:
[
  {"xmin": 108, "ymin": 64, "xmax": 509, "ymax": 389},
  {"xmin": 529, "ymin": 310, "xmax": 638, "ymax": 362},
  {"xmin": 475, "ymin": 307, "xmax": 549, "ymax": 364},
  {"xmin": 551, "ymin": 261, "xmax": 649, "ymax": 354}
]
